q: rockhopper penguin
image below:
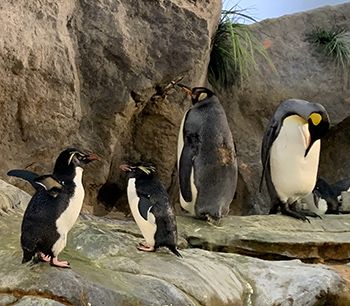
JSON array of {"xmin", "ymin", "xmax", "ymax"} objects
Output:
[
  {"xmin": 8, "ymin": 148, "xmax": 99, "ymax": 268},
  {"xmin": 177, "ymin": 84, "xmax": 237, "ymax": 222},
  {"xmin": 260, "ymin": 99, "xmax": 330, "ymax": 221},
  {"xmin": 120, "ymin": 163, "xmax": 181, "ymax": 257}
]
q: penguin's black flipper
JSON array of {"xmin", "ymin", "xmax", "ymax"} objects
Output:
[
  {"xmin": 259, "ymin": 120, "xmax": 279, "ymax": 192},
  {"xmin": 7, "ymin": 169, "xmax": 40, "ymax": 190},
  {"xmin": 138, "ymin": 195, "xmax": 153, "ymax": 221},
  {"xmin": 179, "ymin": 133, "xmax": 200, "ymax": 202}
]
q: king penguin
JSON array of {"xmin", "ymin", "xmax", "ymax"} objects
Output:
[
  {"xmin": 8, "ymin": 148, "xmax": 99, "ymax": 267},
  {"xmin": 177, "ymin": 84, "xmax": 237, "ymax": 222},
  {"xmin": 120, "ymin": 163, "xmax": 181, "ymax": 257},
  {"xmin": 260, "ymin": 99, "xmax": 330, "ymax": 221}
]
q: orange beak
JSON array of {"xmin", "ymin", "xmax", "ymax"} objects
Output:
[{"xmin": 177, "ymin": 84, "xmax": 193, "ymax": 97}]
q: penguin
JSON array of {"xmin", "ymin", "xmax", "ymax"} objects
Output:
[
  {"xmin": 260, "ymin": 99, "xmax": 330, "ymax": 221},
  {"xmin": 8, "ymin": 148, "xmax": 99, "ymax": 268},
  {"xmin": 177, "ymin": 84, "xmax": 237, "ymax": 222},
  {"xmin": 300, "ymin": 189, "xmax": 328, "ymax": 215},
  {"xmin": 313, "ymin": 177, "xmax": 350, "ymax": 213},
  {"xmin": 120, "ymin": 163, "xmax": 181, "ymax": 257}
]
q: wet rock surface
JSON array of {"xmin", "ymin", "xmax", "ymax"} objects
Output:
[{"xmin": 1, "ymin": 181, "xmax": 350, "ymax": 305}]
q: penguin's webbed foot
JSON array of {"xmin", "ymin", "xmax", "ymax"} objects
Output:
[
  {"xmin": 281, "ymin": 205, "xmax": 311, "ymax": 223},
  {"xmin": 301, "ymin": 210, "xmax": 322, "ymax": 219},
  {"xmin": 206, "ymin": 215, "xmax": 222, "ymax": 227},
  {"xmin": 38, "ymin": 252, "xmax": 51, "ymax": 262},
  {"xmin": 137, "ymin": 242, "xmax": 155, "ymax": 252},
  {"xmin": 50, "ymin": 257, "xmax": 71, "ymax": 268}
]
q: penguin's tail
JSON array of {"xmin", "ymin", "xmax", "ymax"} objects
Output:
[
  {"xmin": 22, "ymin": 248, "xmax": 35, "ymax": 263},
  {"xmin": 169, "ymin": 246, "xmax": 182, "ymax": 258}
]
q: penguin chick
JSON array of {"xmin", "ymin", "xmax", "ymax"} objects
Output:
[
  {"xmin": 120, "ymin": 163, "xmax": 181, "ymax": 257},
  {"xmin": 177, "ymin": 84, "xmax": 237, "ymax": 222},
  {"xmin": 260, "ymin": 99, "xmax": 330, "ymax": 222},
  {"xmin": 8, "ymin": 148, "xmax": 99, "ymax": 268}
]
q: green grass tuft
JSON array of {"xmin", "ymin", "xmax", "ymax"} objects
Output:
[
  {"xmin": 311, "ymin": 26, "xmax": 350, "ymax": 86},
  {"xmin": 208, "ymin": 6, "xmax": 275, "ymax": 92}
]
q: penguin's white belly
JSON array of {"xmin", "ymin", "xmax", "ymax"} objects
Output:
[
  {"xmin": 179, "ymin": 167, "xmax": 197, "ymax": 216},
  {"xmin": 52, "ymin": 167, "xmax": 84, "ymax": 256},
  {"xmin": 270, "ymin": 115, "xmax": 320, "ymax": 203},
  {"xmin": 303, "ymin": 192, "xmax": 327, "ymax": 214},
  {"xmin": 127, "ymin": 178, "xmax": 156, "ymax": 247},
  {"xmin": 177, "ymin": 112, "xmax": 198, "ymax": 215},
  {"xmin": 177, "ymin": 112, "xmax": 187, "ymax": 166}
]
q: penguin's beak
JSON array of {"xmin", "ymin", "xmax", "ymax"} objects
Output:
[
  {"xmin": 178, "ymin": 84, "xmax": 193, "ymax": 97},
  {"xmin": 120, "ymin": 164, "xmax": 131, "ymax": 172},
  {"xmin": 86, "ymin": 153, "xmax": 100, "ymax": 162},
  {"xmin": 304, "ymin": 138, "xmax": 316, "ymax": 157}
]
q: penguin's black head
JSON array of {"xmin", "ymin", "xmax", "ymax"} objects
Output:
[
  {"xmin": 279, "ymin": 100, "xmax": 330, "ymax": 157},
  {"xmin": 120, "ymin": 162, "xmax": 156, "ymax": 179},
  {"xmin": 53, "ymin": 148, "xmax": 99, "ymax": 176},
  {"xmin": 178, "ymin": 84, "xmax": 214, "ymax": 105}
]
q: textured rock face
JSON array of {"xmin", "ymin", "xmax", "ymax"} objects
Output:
[
  {"xmin": 221, "ymin": 3, "xmax": 350, "ymax": 214},
  {"xmin": 0, "ymin": 0, "xmax": 221, "ymax": 212}
]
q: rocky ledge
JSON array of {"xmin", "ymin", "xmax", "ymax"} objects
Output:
[{"xmin": 1, "ymin": 180, "xmax": 350, "ymax": 305}]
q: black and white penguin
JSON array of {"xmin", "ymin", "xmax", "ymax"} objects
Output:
[
  {"xmin": 120, "ymin": 163, "xmax": 181, "ymax": 257},
  {"xmin": 310, "ymin": 177, "xmax": 350, "ymax": 214},
  {"xmin": 260, "ymin": 99, "xmax": 330, "ymax": 221},
  {"xmin": 177, "ymin": 84, "xmax": 237, "ymax": 222},
  {"xmin": 300, "ymin": 189, "xmax": 328, "ymax": 216},
  {"xmin": 8, "ymin": 148, "xmax": 99, "ymax": 267}
]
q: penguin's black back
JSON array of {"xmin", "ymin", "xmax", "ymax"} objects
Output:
[{"xmin": 182, "ymin": 96, "xmax": 237, "ymax": 219}]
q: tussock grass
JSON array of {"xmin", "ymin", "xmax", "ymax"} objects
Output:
[
  {"xmin": 311, "ymin": 26, "xmax": 350, "ymax": 86},
  {"xmin": 208, "ymin": 6, "xmax": 275, "ymax": 92}
]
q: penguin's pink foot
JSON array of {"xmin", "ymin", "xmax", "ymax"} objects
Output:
[
  {"xmin": 137, "ymin": 245, "xmax": 155, "ymax": 252},
  {"xmin": 38, "ymin": 253, "xmax": 51, "ymax": 262},
  {"xmin": 139, "ymin": 242, "xmax": 152, "ymax": 248},
  {"xmin": 50, "ymin": 257, "xmax": 70, "ymax": 268}
]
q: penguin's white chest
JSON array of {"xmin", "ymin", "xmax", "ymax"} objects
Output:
[
  {"xmin": 178, "ymin": 167, "xmax": 197, "ymax": 216},
  {"xmin": 270, "ymin": 115, "xmax": 320, "ymax": 203},
  {"xmin": 177, "ymin": 111, "xmax": 198, "ymax": 215},
  {"xmin": 52, "ymin": 167, "xmax": 84, "ymax": 256},
  {"xmin": 127, "ymin": 178, "xmax": 156, "ymax": 246}
]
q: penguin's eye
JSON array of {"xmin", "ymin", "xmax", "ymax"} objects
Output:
[{"xmin": 76, "ymin": 154, "xmax": 84, "ymax": 160}]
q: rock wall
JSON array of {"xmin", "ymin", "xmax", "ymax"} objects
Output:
[
  {"xmin": 0, "ymin": 0, "xmax": 221, "ymax": 213},
  {"xmin": 221, "ymin": 3, "xmax": 350, "ymax": 215},
  {"xmin": 2, "ymin": 1, "xmax": 350, "ymax": 216}
]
